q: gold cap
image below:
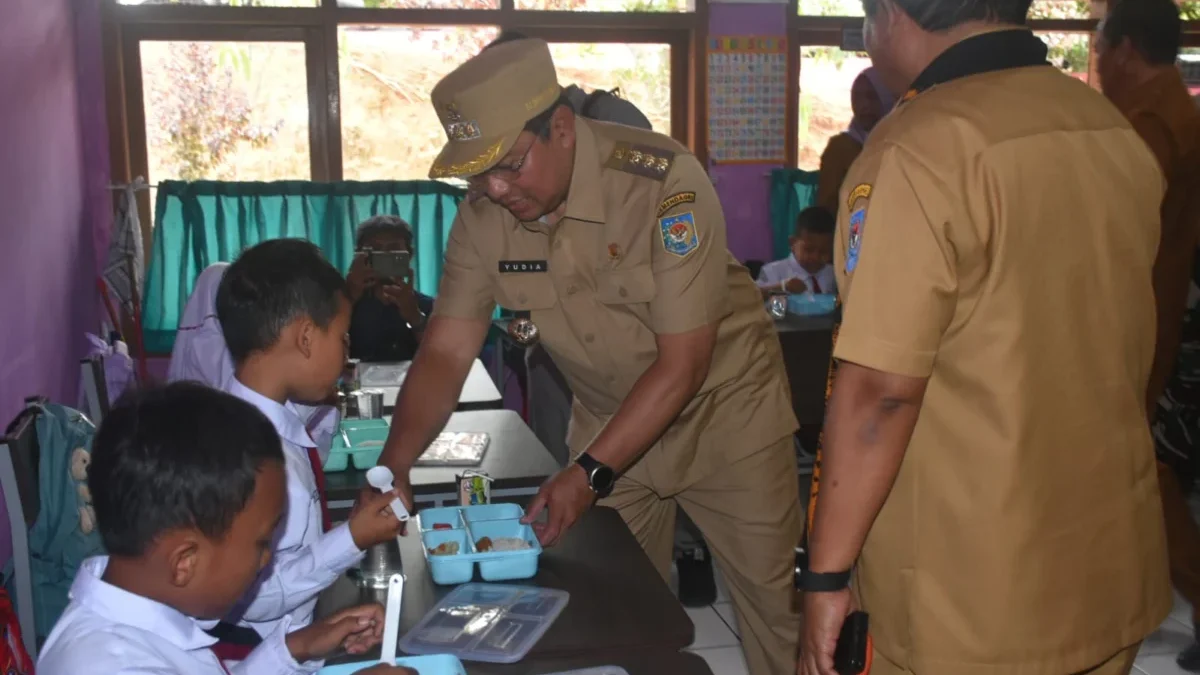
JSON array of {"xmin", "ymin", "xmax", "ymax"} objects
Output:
[{"xmin": 428, "ymin": 38, "xmax": 562, "ymax": 179}]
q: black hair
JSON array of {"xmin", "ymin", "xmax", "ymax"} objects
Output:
[
  {"xmin": 1103, "ymin": 0, "xmax": 1182, "ymax": 66},
  {"xmin": 355, "ymin": 215, "xmax": 413, "ymax": 250},
  {"xmin": 864, "ymin": 0, "xmax": 1032, "ymax": 31},
  {"xmin": 90, "ymin": 382, "xmax": 284, "ymax": 557},
  {"xmin": 523, "ymin": 92, "xmax": 573, "ymax": 139},
  {"xmin": 216, "ymin": 239, "xmax": 347, "ymax": 363},
  {"xmin": 795, "ymin": 206, "xmax": 836, "ymax": 237}
]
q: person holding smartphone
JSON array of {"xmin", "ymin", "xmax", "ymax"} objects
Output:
[{"xmin": 345, "ymin": 215, "xmax": 433, "ymax": 363}]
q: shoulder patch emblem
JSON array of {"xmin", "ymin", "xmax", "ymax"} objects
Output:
[
  {"xmin": 605, "ymin": 142, "xmax": 675, "ymax": 181},
  {"xmin": 846, "ymin": 205, "xmax": 866, "ymax": 274},
  {"xmin": 846, "ymin": 183, "xmax": 871, "ymax": 211},
  {"xmin": 657, "ymin": 191, "xmax": 696, "ymax": 217},
  {"xmin": 659, "ymin": 212, "xmax": 700, "ymax": 258}
]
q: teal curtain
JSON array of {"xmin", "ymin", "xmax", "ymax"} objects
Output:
[
  {"xmin": 143, "ymin": 180, "xmax": 465, "ymax": 354},
  {"xmin": 768, "ymin": 169, "xmax": 820, "ymax": 260}
]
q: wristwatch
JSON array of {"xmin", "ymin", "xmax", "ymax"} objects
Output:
[
  {"xmin": 574, "ymin": 453, "xmax": 616, "ymax": 498},
  {"xmin": 794, "ymin": 545, "xmax": 852, "ymax": 593}
]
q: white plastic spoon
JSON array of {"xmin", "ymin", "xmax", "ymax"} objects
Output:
[
  {"xmin": 380, "ymin": 573, "xmax": 404, "ymax": 666},
  {"xmin": 365, "ymin": 465, "xmax": 411, "ymax": 522}
]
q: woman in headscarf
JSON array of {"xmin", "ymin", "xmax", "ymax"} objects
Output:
[
  {"xmin": 814, "ymin": 67, "xmax": 896, "ymax": 214},
  {"xmin": 167, "ymin": 261, "xmax": 340, "ymax": 457}
]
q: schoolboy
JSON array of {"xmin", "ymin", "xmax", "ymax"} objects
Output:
[
  {"xmin": 757, "ymin": 206, "xmax": 836, "ymax": 298},
  {"xmin": 38, "ymin": 383, "xmax": 412, "ymax": 674},
  {"xmin": 216, "ymin": 239, "xmax": 403, "ymax": 640}
]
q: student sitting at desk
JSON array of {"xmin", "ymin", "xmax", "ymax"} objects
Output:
[
  {"xmin": 38, "ymin": 383, "xmax": 410, "ymax": 675},
  {"xmin": 214, "ymin": 240, "xmax": 403, "ymax": 654},
  {"xmin": 757, "ymin": 206, "xmax": 836, "ymax": 298},
  {"xmin": 346, "ymin": 216, "xmax": 434, "ymax": 363}
]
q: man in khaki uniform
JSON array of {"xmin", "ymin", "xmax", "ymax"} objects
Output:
[
  {"xmin": 796, "ymin": 1, "xmax": 1171, "ymax": 674},
  {"xmin": 1097, "ymin": 4, "xmax": 1200, "ymax": 668},
  {"xmin": 373, "ymin": 38, "xmax": 802, "ymax": 675}
]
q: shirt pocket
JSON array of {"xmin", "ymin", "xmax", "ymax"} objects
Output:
[
  {"xmin": 595, "ymin": 264, "xmax": 656, "ymax": 306},
  {"xmin": 495, "ymin": 275, "xmax": 560, "ymax": 311}
]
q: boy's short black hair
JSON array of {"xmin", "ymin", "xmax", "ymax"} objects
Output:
[
  {"xmin": 217, "ymin": 239, "xmax": 347, "ymax": 363},
  {"xmin": 795, "ymin": 206, "xmax": 836, "ymax": 238},
  {"xmin": 355, "ymin": 215, "xmax": 414, "ymax": 250},
  {"xmin": 1103, "ymin": 0, "xmax": 1182, "ymax": 66},
  {"xmin": 90, "ymin": 382, "xmax": 284, "ymax": 557}
]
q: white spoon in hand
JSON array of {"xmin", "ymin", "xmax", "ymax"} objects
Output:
[{"xmin": 365, "ymin": 466, "xmax": 410, "ymax": 522}]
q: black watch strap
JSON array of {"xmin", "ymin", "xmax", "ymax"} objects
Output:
[{"xmin": 798, "ymin": 569, "xmax": 853, "ymax": 593}]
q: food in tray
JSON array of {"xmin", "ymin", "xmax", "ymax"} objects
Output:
[
  {"xmin": 429, "ymin": 541, "xmax": 461, "ymax": 556},
  {"xmin": 432, "ymin": 523, "xmax": 454, "ymax": 530},
  {"xmin": 475, "ymin": 536, "xmax": 531, "ymax": 552}
]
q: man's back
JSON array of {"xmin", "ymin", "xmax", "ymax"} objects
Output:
[{"xmin": 836, "ymin": 63, "xmax": 1170, "ymax": 672}]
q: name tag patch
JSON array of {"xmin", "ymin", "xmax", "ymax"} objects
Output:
[{"xmin": 499, "ymin": 260, "xmax": 548, "ymax": 273}]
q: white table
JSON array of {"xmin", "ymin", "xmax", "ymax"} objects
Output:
[{"xmin": 360, "ymin": 358, "xmax": 502, "ymax": 411}]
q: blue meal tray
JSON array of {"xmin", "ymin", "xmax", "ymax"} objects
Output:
[
  {"xmin": 324, "ymin": 419, "xmax": 390, "ymax": 472},
  {"xmin": 398, "ymin": 584, "xmax": 569, "ymax": 664},
  {"xmin": 787, "ymin": 293, "xmax": 836, "ymax": 316},
  {"xmin": 418, "ymin": 504, "xmax": 542, "ymax": 584},
  {"xmin": 318, "ymin": 654, "xmax": 466, "ymax": 675}
]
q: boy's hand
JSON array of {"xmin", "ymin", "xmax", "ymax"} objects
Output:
[
  {"xmin": 784, "ymin": 277, "xmax": 808, "ymax": 294},
  {"xmin": 285, "ymin": 603, "xmax": 384, "ymax": 662},
  {"xmin": 346, "ymin": 254, "xmax": 379, "ymax": 303},
  {"xmin": 349, "ymin": 488, "xmax": 405, "ymax": 550}
]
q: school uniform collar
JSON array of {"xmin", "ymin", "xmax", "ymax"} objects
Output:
[
  {"xmin": 900, "ymin": 29, "xmax": 1050, "ymax": 104},
  {"xmin": 71, "ymin": 557, "xmax": 218, "ymax": 652},
  {"xmin": 227, "ymin": 378, "xmax": 314, "ymax": 449}
]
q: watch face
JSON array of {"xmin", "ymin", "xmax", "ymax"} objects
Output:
[{"xmin": 590, "ymin": 465, "xmax": 616, "ymax": 493}]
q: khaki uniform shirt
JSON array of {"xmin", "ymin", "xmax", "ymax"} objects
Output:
[
  {"xmin": 434, "ymin": 118, "xmax": 797, "ymax": 492},
  {"xmin": 834, "ymin": 31, "xmax": 1170, "ymax": 674}
]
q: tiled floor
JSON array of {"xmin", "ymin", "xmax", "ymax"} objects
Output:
[{"xmin": 673, "ymin": 567, "xmax": 1199, "ymax": 675}]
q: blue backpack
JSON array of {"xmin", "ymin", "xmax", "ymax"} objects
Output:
[{"xmin": 6, "ymin": 402, "xmax": 105, "ymax": 642}]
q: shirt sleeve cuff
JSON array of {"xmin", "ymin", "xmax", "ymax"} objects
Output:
[
  {"xmin": 832, "ymin": 330, "xmax": 937, "ymax": 379},
  {"xmin": 315, "ymin": 523, "xmax": 366, "ymax": 573},
  {"xmin": 240, "ymin": 615, "xmax": 323, "ymax": 674}
]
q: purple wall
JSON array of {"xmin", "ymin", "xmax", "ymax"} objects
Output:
[{"xmin": 709, "ymin": 2, "xmax": 789, "ymax": 264}]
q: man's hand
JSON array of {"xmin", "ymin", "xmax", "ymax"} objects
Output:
[
  {"xmin": 285, "ymin": 603, "xmax": 384, "ymax": 663},
  {"xmin": 346, "ymin": 253, "xmax": 379, "ymax": 303},
  {"xmin": 348, "ymin": 488, "xmax": 405, "ymax": 550},
  {"xmin": 377, "ymin": 283, "xmax": 424, "ymax": 328},
  {"xmin": 520, "ymin": 465, "xmax": 594, "ymax": 547},
  {"xmin": 784, "ymin": 277, "xmax": 808, "ymax": 294},
  {"xmin": 798, "ymin": 588, "xmax": 853, "ymax": 675}
]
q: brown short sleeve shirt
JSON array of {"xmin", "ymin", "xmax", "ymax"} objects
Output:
[
  {"xmin": 834, "ymin": 32, "xmax": 1170, "ymax": 675},
  {"xmin": 435, "ymin": 119, "xmax": 797, "ymax": 490}
]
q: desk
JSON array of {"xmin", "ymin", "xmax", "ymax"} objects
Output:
[
  {"xmin": 363, "ymin": 359, "xmax": 502, "ymax": 413},
  {"xmin": 317, "ymin": 507, "xmax": 695, "ymax": 669},
  {"xmin": 774, "ymin": 315, "xmax": 834, "ymax": 428},
  {"xmin": 459, "ymin": 649, "xmax": 713, "ymax": 674},
  {"xmin": 324, "ymin": 410, "xmax": 560, "ymax": 512}
]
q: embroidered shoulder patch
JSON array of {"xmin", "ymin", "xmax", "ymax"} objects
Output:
[
  {"xmin": 846, "ymin": 205, "xmax": 866, "ymax": 274},
  {"xmin": 605, "ymin": 142, "xmax": 675, "ymax": 181},
  {"xmin": 657, "ymin": 191, "xmax": 696, "ymax": 217},
  {"xmin": 659, "ymin": 212, "xmax": 700, "ymax": 257},
  {"xmin": 846, "ymin": 183, "xmax": 871, "ymax": 211}
]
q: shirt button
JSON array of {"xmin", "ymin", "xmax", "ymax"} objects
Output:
[
  {"xmin": 584, "ymin": 333, "xmax": 594, "ymax": 343},
  {"xmin": 618, "ymin": 287, "xmax": 628, "ymax": 298},
  {"xmin": 518, "ymin": 292, "xmax": 528, "ymax": 305}
]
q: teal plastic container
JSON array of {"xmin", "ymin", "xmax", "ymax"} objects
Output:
[
  {"xmin": 418, "ymin": 504, "xmax": 541, "ymax": 584},
  {"xmin": 324, "ymin": 419, "xmax": 390, "ymax": 471},
  {"xmin": 317, "ymin": 654, "xmax": 466, "ymax": 675},
  {"xmin": 786, "ymin": 293, "xmax": 836, "ymax": 316}
]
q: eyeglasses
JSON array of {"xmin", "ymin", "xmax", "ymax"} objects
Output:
[{"xmin": 465, "ymin": 120, "xmax": 549, "ymax": 200}]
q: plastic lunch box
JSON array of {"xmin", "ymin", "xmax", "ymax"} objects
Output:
[
  {"xmin": 317, "ymin": 654, "xmax": 466, "ymax": 675},
  {"xmin": 787, "ymin": 292, "xmax": 837, "ymax": 316},
  {"xmin": 324, "ymin": 419, "xmax": 390, "ymax": 471},
  {"xmin": 417, "ymin": 504, "xmax": 542, "ymax": 584}
]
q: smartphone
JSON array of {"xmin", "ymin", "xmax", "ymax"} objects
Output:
[
  {"xmin": 834, "ymin": 611, "xmax": 870, "ymax": 675},
  {"xmin": 368, "ymin": 250, "xmax": 411, "ymax": 281}
]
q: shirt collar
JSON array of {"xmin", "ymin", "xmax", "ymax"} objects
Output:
[
  {"xmin": 900, "ymin": 29, "xmax": 1050, "ymax": 104},
  {"xmin": 227, "ymin": 378, "xmax": 314, "ymax": 449},
  {"xmin": 71, "ymin": 557, "xmax": 218, "ymax": 652}
]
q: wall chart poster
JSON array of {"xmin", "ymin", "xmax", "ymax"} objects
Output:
[{"xmin": 707, "ymin": 36, "xmax": 788, "ymax": 164}]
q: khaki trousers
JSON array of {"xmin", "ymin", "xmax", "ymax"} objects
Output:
[{"xmin": 599, "ymin": 436, "xmax": 802, "ymax": 675}]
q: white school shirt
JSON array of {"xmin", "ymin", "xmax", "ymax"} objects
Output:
[
  {"xmin": 225, "ymin": 379, "xmax": 364, "ymax": 638},
  {"xmin": 38, "ymin": 557, "xmax": 319, "ymax": 675},
  {"xmin": 755, "ymin": 256, "xmax": 836, "ymax": 295}
]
